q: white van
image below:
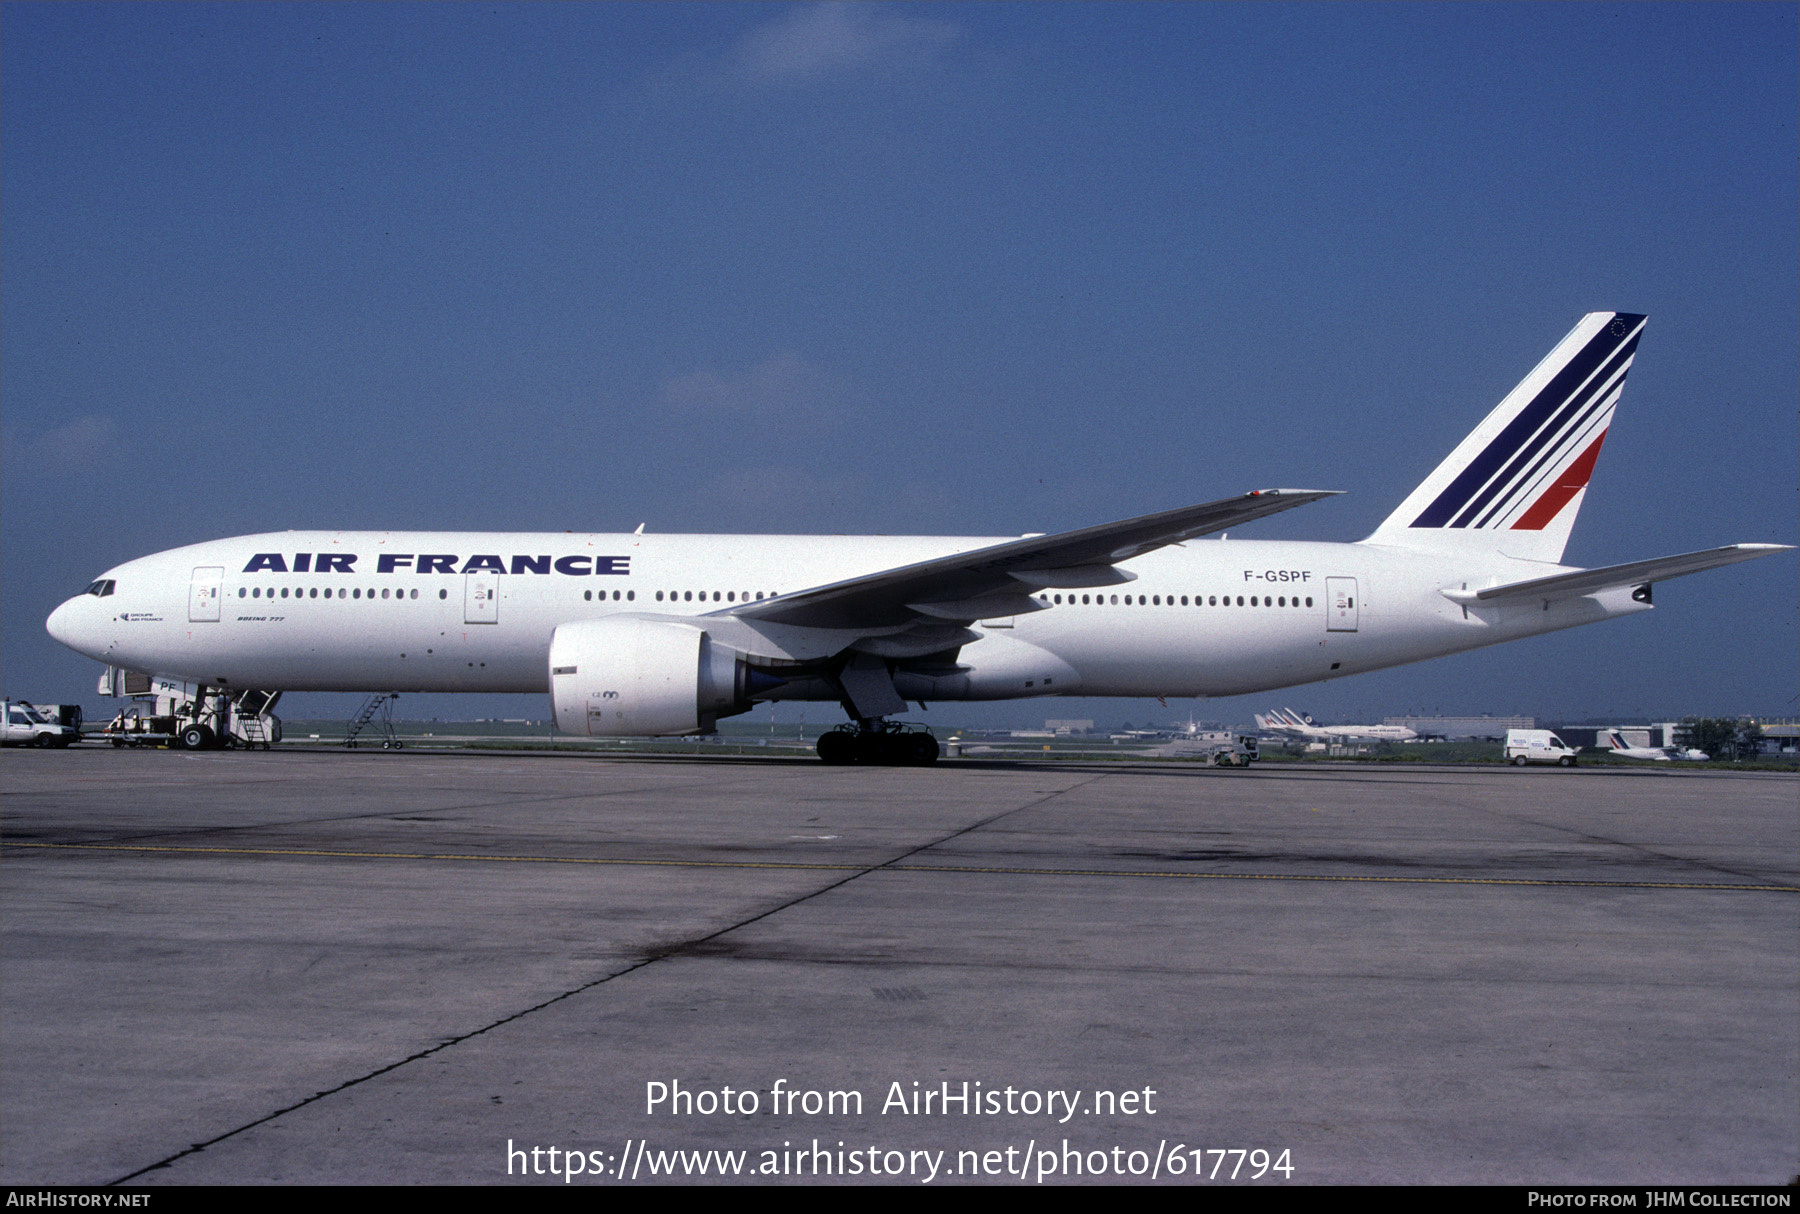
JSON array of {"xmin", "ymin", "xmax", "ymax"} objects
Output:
[
  {"xmin": 1505, "ymin": 729, "xmax": 1578, "ymax": 767},
  {"xmin": 3, "ymin": 701, "xmax": 79, "ymax": 748}
]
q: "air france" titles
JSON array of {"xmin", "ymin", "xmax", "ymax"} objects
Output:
[{"xmin": 242, "ymin": 553, "xmax": 630, "ymax": 576}]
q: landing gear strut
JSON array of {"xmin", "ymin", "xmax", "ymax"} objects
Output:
[{"xmin": 816, "ymin": 721, "xmax": 940, "ymax": 767}]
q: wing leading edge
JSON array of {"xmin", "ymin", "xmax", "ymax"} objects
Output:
[{"xmin": 723, "ymin": 489, "xmax": 1341, "ymax": 632}]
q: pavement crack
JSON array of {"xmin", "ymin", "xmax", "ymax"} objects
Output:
[{"xmin": 105, "ymin": 773, "xmax": 1105, "ymax": 1185}]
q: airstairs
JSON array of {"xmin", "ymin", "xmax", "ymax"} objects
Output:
[
  {"xmin": 343, "ymin": 693, "xmax": 402, "ymax": 749},
  {"xmin": 230, "ymin": 689, "xmax": 282, "ymax": 749}
]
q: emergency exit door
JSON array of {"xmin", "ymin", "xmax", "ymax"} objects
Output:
[
  {"xmin": 464, "ymin": 572, "xmax": 500, "ymax": 624},
  {"xmin": 1326, "ymin": 577, "xmax": 1359, "ymax": 632}
]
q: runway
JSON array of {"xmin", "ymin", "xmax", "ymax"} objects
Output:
[{"xmin": 3, "ymin": 748, "xmax": 1794, "ymax": 1185}]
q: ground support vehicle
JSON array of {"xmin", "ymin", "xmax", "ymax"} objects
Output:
[
  {"xmin": 1208, "ymin": 735, "xmax": 1261, "ymax": 766},
  {"xmin": 98, "ymin": 673, "xmax": 281, "ymax": 750},
  {"xmin": 3, "ymin": 700, "xmax": 80, "ymax": 747},
  {"xmin": 1505, "ymin": 729, "xmax": 1578, "ymax": 766}
]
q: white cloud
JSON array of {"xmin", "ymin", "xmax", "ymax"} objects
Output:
[
  {"xmin": 10, "ymin": 415, "xmax": 120, "ymax": 472},
  {"xmin": 730, "ymin": 2, "xmax": 961, "ymax": 85},
  {"xmin": 692, "ymin": 465, "xmax": 867, "ymax": 531},
  {"xmin": 659, "ymin": 351, "xmax": 855, "ymax": 422}
]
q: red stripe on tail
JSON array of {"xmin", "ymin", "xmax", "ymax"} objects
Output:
[{"xmin": 1511, "ymin": 430, "xmax": 1608, "ymax": 531}]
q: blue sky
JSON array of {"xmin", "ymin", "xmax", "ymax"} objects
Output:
[{"xmin": 4, "ymin": 2, "xmax": 1795, "ymax": 728}]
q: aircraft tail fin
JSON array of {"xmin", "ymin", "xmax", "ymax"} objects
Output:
[{"xmin": 1364, "ymin": 312, "xmax": 1646, "ymax": 564}]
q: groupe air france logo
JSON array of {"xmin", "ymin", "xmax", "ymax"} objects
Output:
[{"xmin": 241, "ymin": 553, "xmax": 631, "ymax": 576}]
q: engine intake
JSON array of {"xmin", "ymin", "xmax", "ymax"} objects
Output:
[{"xmin": 549, "ymin": 616, "xmax": 777, "ymax": 736}]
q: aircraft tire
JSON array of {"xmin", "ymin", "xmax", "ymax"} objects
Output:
[
  {"xmin": 907, "ymin": 734, "xmax": 939, "ymax": 766},
  {"xmin": 816, "ymin": 731, "xmax": 855, "ymax": 765}
]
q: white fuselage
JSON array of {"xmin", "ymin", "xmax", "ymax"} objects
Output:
[
  {"xmin": 46, "ymin": 529, "xmax": 1651, "ymax": 705},
  {"xmin": 1267, "ymin": 721, "xmax": 1421, "ymax": 742}
]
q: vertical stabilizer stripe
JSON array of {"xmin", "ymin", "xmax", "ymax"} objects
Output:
[
  {"xmin": 1411, "ymin": 315, "xmax": 1644, "ymax": 527},
  {"xmin": 1510, "ymin": 430, "xmax": 1608, "ymax": 530},
  {"xmin": 1449, "ymin": 333, "xmax": 1637, "ymax": 528},
  {"xmin": 1468, "ymin": 366, "xmax": 1624, "ymax": 529}
]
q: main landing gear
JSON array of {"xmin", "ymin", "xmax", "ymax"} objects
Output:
[{"xmin": 816, "ymin": 721, "xmax": 940, "ymax": 767}]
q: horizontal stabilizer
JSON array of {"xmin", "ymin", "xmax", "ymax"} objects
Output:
[{"xmin": 1440, "ymin": 544, "xmax": 1793, "ymax": 606}]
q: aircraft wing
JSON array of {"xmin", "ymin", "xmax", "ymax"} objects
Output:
[
  {"xmin": 725, "ymin": 489, "xmax": 1340, "ymax": 631},
  {"xmin": 1445, "ymin": 544, "xmax": 1793, "ymax": 607}
]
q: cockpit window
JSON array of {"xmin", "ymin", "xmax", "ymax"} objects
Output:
[{"xmin": 84, "ymin": 580, "xmax": 116, "ymax": 597}]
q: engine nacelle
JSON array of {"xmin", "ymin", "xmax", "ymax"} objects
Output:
[{"xmin": 549, "ymin": 616, "xmax": 771, "ymax": 737}]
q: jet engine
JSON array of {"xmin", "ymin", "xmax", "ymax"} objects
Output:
[{"xmin": 549, "ymin": 616, "xmax": 780, "ymax": 736}]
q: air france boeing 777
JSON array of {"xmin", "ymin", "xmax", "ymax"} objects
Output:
[{"xmin": 46, "ymin": 313, "xmax": 1791, "ymax": 763}]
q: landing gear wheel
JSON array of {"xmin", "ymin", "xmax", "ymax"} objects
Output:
[
  {"xmin": 819, "ymin": 724, "xmax": 938, "ymax": 766},
  {"xmin": 906, "ymin": 733, "xmax": 939, "ymax": 766},
  {"xmin": 866, "ymin": 733, "xmax": 900, "ymax": 765},
  {"xmin": 179, "ymin": 724, "xmax": 214, "ymax": 751},
  {"xmin": 817, "ymin": 731, "xmax": 855, "ymax": 765}
]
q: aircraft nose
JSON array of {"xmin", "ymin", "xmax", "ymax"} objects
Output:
[{"xmin": 46, "ymin": 596, "xmax": 102, "ymax": 657}]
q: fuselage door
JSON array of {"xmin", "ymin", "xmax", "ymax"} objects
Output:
[
  {"xmin": 188, "ymin": 567, "xmax": 224, "ymax": 622},
  {"xmin": 1326, "ymin": 576, "xmax": 1359, "ymax": 632},
  {"xmin": 465, "ymin": 571, "xmax": 500, "ymax": 624}
]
